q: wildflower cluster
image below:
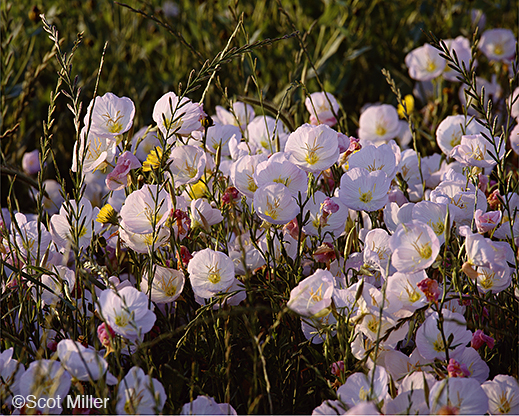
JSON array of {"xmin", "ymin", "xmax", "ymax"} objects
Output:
[{"xmin": 1, "ymin": 9, "xmax": 518, "ymax": 416}]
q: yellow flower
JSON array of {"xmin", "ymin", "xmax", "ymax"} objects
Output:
[
  {"xmin": 96, "ymin": 204, "xmax": 119, "ymax": 225},
  {"xmin": 397, "ymin": 94, "xmax": 415, "ymax": 118},
  {"xmin": 190, "ymin": 180, "xmax": 208, "ymax": 199},
  {"xmin": 142, "ymin": 147, "xmax": 163, "ymax": 172}
]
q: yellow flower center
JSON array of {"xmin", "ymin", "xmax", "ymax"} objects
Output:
[
  {"xmin": 208, "ymin": 264, "xmax": 222, "ymax": 284},
  {"xmin": 359, "ymin": 189, "xmax": 373, "ymax": 203},
  {"xmin": 102, "ymin": 110, "xmax": 124, "ymax": 134}
]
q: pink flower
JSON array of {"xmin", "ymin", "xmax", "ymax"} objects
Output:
[
  {"xmin": 330, "ymin": 361, "xmax": 345, "ymax": 377},
  {"xmin": 474, "ymin": 209, "xmax": 502, "ymax": 233},
  {"xmin": 471, "ymin": 329, "xmax": 495, "ymax": 350},
  {"xmin": 447, "ymin": 358, "xmax": 471, "ymax": 378},
  {"xmin": 106, "ymin": 151, "xmax": 141, "ymax": 191},
  {"xmin": 417, "ymin": 277, "xmax": 440, "ymax": 303}
]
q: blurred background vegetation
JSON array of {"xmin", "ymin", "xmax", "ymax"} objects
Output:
[{"xmin": 1, "ymin": 0, "xmax": 517, "ymax": 210}]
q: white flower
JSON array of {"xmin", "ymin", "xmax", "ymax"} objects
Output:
[
  {"xmin": 50, "ymin": 198, "xmax": 101, "ymax": 252},
  {"xmin": 32, "ymin": 265, "xmax": 75, "ymax": 307},
  {"xmin": 71, "ymin": 127, "xmax": 117, "ymax": 173},
  {"xmin": 253, "ymin": 152, "xmax": 308, "ymax": 197},
  {"xmin": 57, "ymin": 339, "xmax": 114, "ymax": 383},
  {"xmin": 479, "ymin": 28, "xmax": 516, "ymax": 61},
  {"xmin": 187, "ymin": 248, "xmax": 235, "ymax": 299},
  {"xmin": 153, "ymin": 91, "xmax": 205, "ymax": 142},
  {"xmin": 97, "ymin": 286, "xmax": 156, "ymax": 341},
  {"xmin": 390, "ymin": 220, "xmax": 440, "ymax": 273},
  {"xmin": 347, "ymin": 143, "xmax": 397, "ymax": 179},
  {"xmin": 302, "ymin": 191, "xmax": 349, "ymax": 237},
  {"xmin": 215, "ymin": 101, "xmax": 255, "ymax": 129},
  {"xmin": 481, "ymin": 375, "xmax": 519, "ymax": 415},
  {"xmin": 287, "ymin": 269, "xmax": 334, "ymax": 317},
  {"xmin": 412, "ymin": 201, "xmax": 451, "ymax": 245},
  {"xmin": 305, "ymin": 91, "xmax": 340, "ymax": 126},
  {"xmin": 119, "ymin": 184, "xmax": 172, "ymax": 235},
  {"xmin": 337, "ymin": 366, "xmax": 388, "ymax": 408},
  {"xmin": 119, "ymin": 226, "xmax": 171, "ymax": 254},
  {"xmin": 18, "ymin": 359, "xmax": 71, "ymax": 414},
  {"xmin": 442, "ymin": 36, "xmax": 473, "ymax": 82},
  {"xmin": 358, "ymin": 104, "xmax": 400, "ymax": 144},
  {"xmin": 0, "ymin": 348, "xmax": 25, "ymax": 406},
  {"xmin": 429, "ymin": 378, "xmax": 488, "ymax": 414},
  {"xmin": 284, "ymin": 123, "xmax": 339, "ymax": 173},
  {"xmin": 131, "ymin": 126, "xmax": 161, "ymax": 162},
  {"xmin": 247, "ymin": 115, "xmax": 289, "ymax": 154},
  {"xmin": 436, "ymin": 114, "xmax": 489, "ymax": 157},
  {"xmin": 405, "ymin": 43, "xmax": 446, "ymax": 81},
  {"xmin": 338, "ymin": 168, "xmax": 391, "ymax": 212},
  {"xmin": 168, "ymin": 144, "xmax": 207, "ymax": 186},
  {"xmin": 230, "ymin": 154, "xmax": 268, "ymax": 198},
  {"xmin": 180, "ymin": 395, "xmax": 237, "ymax": 415},
  {"xmin": 253, "ymin": 183, "xmax": 299, "ymax": 225},
  {"xmin": 190, "ymin": 198, "xmax": 223, "ymax": 229},
  {"xmin": 140, "ymin": 265, "xmax": 185, "ymax": 303},
  {"xmin": 116, "ymin": 367, "xmax": 166, "ymax": 414},
  {"xmin": 83, "ymin": 92, "xmax": 135, "ymax": 139},
  {"xmin": 415, "ymin": 309, "xmax": 472, "ymax": 361},
  {"xmin": 386, "ymin": 271, "xmax": 427, "ymax": 314},
  {"xmin": 450, "ymin": 133, "xmax": 504, "ymax": 168}
]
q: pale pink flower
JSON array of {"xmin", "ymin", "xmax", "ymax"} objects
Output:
[
  {"xmin": 97, "ymin": 286, "xmax": 156, "ymax": 341},
  {"xmin": 442, "ymin": 36, "xmax": 474, "ymax": 82},
  {"xmin": 415, "ymin": 309, "xmax": 472, "ymax": 361},
  {"xmin": 436, "ymin": 114, "xmax": 489, "ymax": 156},
  {"xmin": 119, "ymin": 184, "xmax": 172, "ymax": 235},
  {"xmin": 168, "ymin": 145, "xmax": 207, "ymax": 186},
  {"xmin": 0, "ymin": 348, "xmax": 25, "ymax": 406},
  {"xmin": 429, "ymin": 378, "xmax": 488, "ymax": 415},
  {"xmin": 187, "ymin": 248, "xmax": 235, "ymax": 299},
  {"xmin": 72, "ymin": 127, "xmax": 117, "ymax": 173},
  {"xmin": 116, "ymin": 367, "xmax": 166, "ymax": 414},
  {"xmin": 253, "ymin": 183, "xmax": 299, "ymax": 225},
  {"xmin": 215, "ymin": 101, "xmax": 255, "ymax": 129},
  {"xmin": 482, "ymin": 375, "xmax": 519, "ymax": 415},
  {"xmin": 106, "ymin": 151, "xmax": 141, "ymax": 191},
  {"xmin": 390, "ymin": 220, "xmax": 440, "ymax": 273},
  {"xmin": 479, "ymin": 28, "xmax": 516, "ymax": 61},
  {"xmin": 509, "ymin": 123, "xmax": 519, "ymax": 155},
  {"xmin": 287, "ymin": 269, "xmax": 334, "ymax": 317},
  {"xmin": 180, "ymin": 395, "xmax": 237, "ymax": 415},
  {"xmin": 284, "ymin": 123, "xmax": 339, "ymax": 173},
  {"xmin": 338, "ymin": 168, "xmax": 391, "ymax": 212},
  {"xmin": 247, "ymin": 115, "xmax": 289, "ymax": 154},
  {"xmin": 153, "ymin": 91, "xmax": 205, "ymax": 142},
  {"xmin": 450, "ymin": 133, "xmax": 504, "ymax": 168},
  {"xmin": 474, "ymin": 209, "xmax": 502, "ymax": 233},
  {"xmin": 405, "ymin": 43, "xmax": 446, "ymax": 81},
  {"xmin": 22, "ymin": 149, "xmax": 41, "ymax": 175},
  {"xmin": 18, "ymin": 359, "xmax": 71, "ymax": 414},
  {"xmin": 305, "ymin": 91, "xmax": 340, "ymax": 126},
  {"xmin": 140, "ymin": 265, "xmax": 185, "ymax": 304},
  {"xmin": 84, "ymin": 92, "xmax": 135, "ymax": 139},
  {"xmin": 253, "ymin": 152, "xmax": 308, "ymax": 197},
  {"xmin": 57, "ymin": 339, "xmax": 114, "ymax": 383},
  {"xmin": 337, "ymin": 366, "xmax": 388, "ymax": 408},
  {"xmin": 358, "ymin": 104, "xmax": 400, "ymax": 144}
]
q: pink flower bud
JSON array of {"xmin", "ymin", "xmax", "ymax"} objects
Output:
[
  {"xmin": 106, "ymin": 151, "xmax": 141, "ymax": 191},
  {"xmin": 330, "ymin": 360, "xmax": 345, "ymax": 377},
  {"xmin": 447, "ymin": 358, "xmax": 470, "ymax": 378},
  {"xmin": 417, "ymin": 277, "xmax": 440, "ymax": 303},
  {"xmin": 283, "ymin": 218, "xmax": 300, "ymax": 240},
  {"xmin": 478, "ymin": 173, "xmax": 489, "ymax": 192},
  {"xmin": 313, "ymin": 242, "xmax": 336, "ymax": 263},
  {"xmin": 337, "ymin": 133, "xmax": 351, "ymax": 153},
  {"xmin": 471, "ymin": 329, "xmax": 495, "ymax": 350},
  {"xmin": 321, "ymin": 197, "xmax": 339, "ymax": 215},
  {"xmin": 97, "ymin": 322, "xmax": 116, "ymax": 348}
]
